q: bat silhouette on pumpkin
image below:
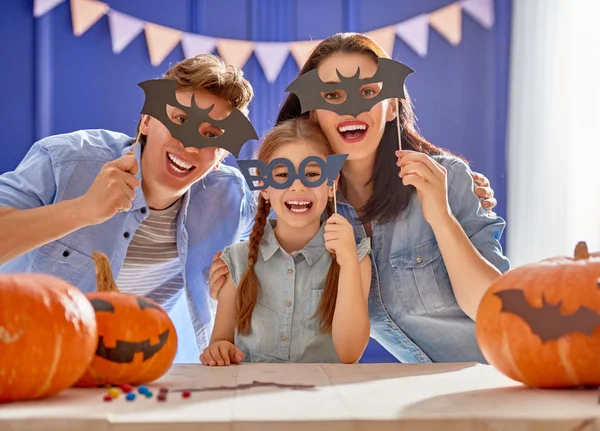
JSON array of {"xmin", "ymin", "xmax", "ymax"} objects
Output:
[
  {"xmin": 89, "ymin": 297, "xmax": 170, "ymax": 363},
  {"xmin": 494, "ymin": 289, "xmax": 600, "ymax": 343},
  {"xmin": 285, "ymin": 57, "xmax": 414, "ymax": 117},
  {"xmin": 138, "ymin": 79, "xmax": 258, "ymax": 157}
]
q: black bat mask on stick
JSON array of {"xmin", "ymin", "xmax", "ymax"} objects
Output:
[
  {"xmin": 494, "ymin": 289, "xmax": 600, "ymax": 343},
  {"xmin": 138, "ymin": 79, "xmax": 258, "ymax": 157},
  {"xmin": 285, "ymin": 57, "xmax": 414, "ymax": 117}
]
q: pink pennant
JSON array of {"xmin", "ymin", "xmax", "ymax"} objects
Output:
[
  {"xmin": 461, "ymin": 0, "xmax": 494, "ymax": 29},
  {"xmin": 181, "ymin": 33, "xmax": 217, "ymax": 58},
  {"xmin": 145, "ymin": 23, "xmax": 182, "ymax": 67},
  {"xmin": 429, "ymin": 2, "xmax": 462, "ymax": 46},
  {"xmin": 70, "ymin": 0, "xmax": 108, "ymax": 37},
  {"xmin": 217, "ymin": 39, "xmax": 254, "ymax": 70},
  {"xmin": 254, "ymin": 42, "xmax": 290, "ymax": 83},
  {"xmin": 365, "ymin": 26, "xmax": 396, "ymax": 57},
  {"xmin": 289, "ymin": 40, "xmax": 320, "ymax": 69},
  {"xmin": 107, "ymin": 10, "xmax": 145, "ymax": 54},
  {"xmin": 395, "ymin": 14, "xmax": 429, "ymax": 58},
  {"xmin": 34, "ymin": 0, "xmax": 65, "ymax": 17}
]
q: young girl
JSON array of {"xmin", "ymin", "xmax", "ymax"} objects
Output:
[{"xmin": 200, "ymin": 118, "xmax": 372, "ymax": 366}]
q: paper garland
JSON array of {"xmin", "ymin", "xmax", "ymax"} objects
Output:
[{"xmin": 33, "ymin": 0, "xmax": 495, "ymax": 81}]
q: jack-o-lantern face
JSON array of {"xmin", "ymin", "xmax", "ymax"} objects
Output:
[
  {"xmin": 75, "ymin": 253, "xmax": 178, "ymax": 387},
  {"xmin": 89, "ymin": 297, "xmax": 171, "ymax": 363}
]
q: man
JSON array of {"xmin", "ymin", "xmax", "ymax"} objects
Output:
[{"xmin": 0, "ymin": 54, "xmax": 256, "ymax": 362}]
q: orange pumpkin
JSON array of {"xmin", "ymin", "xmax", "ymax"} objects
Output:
[
  {"xmin": 476, "ymin": 241, "xmax": 600, "ymax": 388},
  {"xmin": 0, "ymin": 274, "xmax": 97, "ymax": 402},
  {"xmin": 75, "ymin": 252, "xmax": 178, "ymax": 387}
]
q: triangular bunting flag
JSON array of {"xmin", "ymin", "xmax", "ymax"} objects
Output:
[
  {"xmin": 181, "ymin": 33, "xmax": 217, "ymax": 58},
  {"xmin": 217, "ymin": 39, "xmax": 254, "ymax": 70},
  {"xmin": 34, "ymin": 0, "xmax": 65, "ymax": 17},
  {"xmin": 461, "ymin": 0, "xmax": 494, "ymax": 29},
  {"xmin": 70, "ymin": 0, "xmax": 108, "ymax": 37},
  {"xmin": 365, "ymin": 26, "xmax": 396, "ymax": 57},
  {"xmin": 289, "ymin": 39, "xmax": 320, "ymax": 69},
  {"xmin": 254, "ymin": 42, "xmax": 290, "ymax": 83},
  {"xmin": 107, "ymin": 10, "xmax": 145, "ymax": 54},
  {"xmin": 429, "ymin": 2, "xmax": 462, "ymax": 46},
  {"xmin": 144, "ymin": 23, "xmax": 182, "ymax": 67},
  {"xmin": 395, "ymin": 14, "xmax": 429, "ymax": 57}
]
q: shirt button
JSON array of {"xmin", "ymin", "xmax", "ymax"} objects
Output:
[
  {"xmin": 387, "ymin": 320, "xmax": 392, "ymax": 326},
  {"xmin": 415, "ymin": 256, "xmax": 423, "ymax": 264},
  {"xmin": 140, "ymin": 207, "xmax": 147, "ymax": 214},
  {"xmin": 285, "ymin": 300, "xmax": 292, "ymax": 307},
  {"xmin": 417, "ymin": 354, "xmax": 424, "ymax": 359},
  {"xmin": 281, "ymin": 335, "xmax": 287, "ymax": 341},
  {"xmin": 123, "ymin": 232, "xmax": 130, "ymax": 238},
  {"xmin": 287, "ymin": 269, "xmax": 293, "ymax": 275},
  {"xmin": 62, "ymin": 250, "xmax": 70, "ymax": 257}
]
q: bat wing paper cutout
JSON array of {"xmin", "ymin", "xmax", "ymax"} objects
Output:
[
  {"xmin": 285, "ymin": 57, "xmax": 414, "ymax": 117},
  {"xmin": 138, "ymin": 79, "xmax": 258, "ymax": 157},
  {"xmin": 494, "ymin": 289, "xmax": 600, "ymax": 343}
]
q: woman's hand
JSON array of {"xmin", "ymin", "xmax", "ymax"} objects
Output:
[
  {"xmin": 396, "ymin": 150, "xmax": 452, "ymax": 229},
  {"xmin": 200, "ymin": 340, "xmax": 244, "ymax": 366},
  {"xmin": 471, "ymin": 171, "xmax": 497, "ymax": 214},
  {"xmin": 324, "ymin": 213, "xmax": 358, "ymax": 267}
]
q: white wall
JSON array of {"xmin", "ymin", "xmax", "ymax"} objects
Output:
[{"xmin": 506, "ymin": 0, "xmax": 600, "ymax": 267}]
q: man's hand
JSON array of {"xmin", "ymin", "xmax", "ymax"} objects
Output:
[{"xmin": 77, "ymin": 154, "xmax": 140, "ymax": 225}]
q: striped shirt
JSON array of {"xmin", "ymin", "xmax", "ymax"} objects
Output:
[{"xmin": 116, "ymin": 198, "xmax": 184, "ymax": 311}]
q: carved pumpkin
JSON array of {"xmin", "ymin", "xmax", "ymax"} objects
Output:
[
  {"xmin": 476, "ymin": 241, "xmax": 600, "ymax": 388},
  {"xmin": 0, "ymin": 274, "xmax": 97, "ymax": 402},
  {"xmin": 75, "ymin": 252, "xmax": 178, "ymax": 387}
]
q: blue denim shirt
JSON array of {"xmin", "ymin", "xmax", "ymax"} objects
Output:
[
  {"xmin": 0, "ymin": 129, "xmax": 255, "ymax": 363},
  {"xmin": 336, "ymin": 155, "xmax": 511, "ymax": 363},
  {"xmin": 221, "ymin": 219, "xmax": 371, "ymax": 363}
]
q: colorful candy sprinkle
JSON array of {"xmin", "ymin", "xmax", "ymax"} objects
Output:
[
  {"xmin": 182, "ymin": 391, "xmax": 191, "ymax": 398},
  {"xmin": 144, "ymin": 391, "xmax": 153, "ymax": 398},
  {"xmin": 103, "ymin": 395, "xmax": 113, "ymax": 402},
  {"xmin": 138, "ymin": 385, "xmax": 149, "ymax": 394},
  {"xmin": 157, "ymin": 394, "xmax": 167, "ymax": 402},
  {"xmin": 120, "ymin": 384, "xmax": 134, "ymax": 393},
  {"xmin": 159, "ymin": 387, "xmax": 169, "ymax": 394},
  {"xmin": 126, "ymin": 393, "xmax": 136, "ymax": 401},
  {"xmin": 108, "ymin": 388, "xmax": 120, "ymax": 398}
]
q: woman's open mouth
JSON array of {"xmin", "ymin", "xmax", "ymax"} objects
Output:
[
  {"xmin": 337, "ymin": 121, "xmax": 368, "ymax": 143},
  {"xmin": 284, "ymin": 200, "xmax": 314, "ymax": 214},
  {"xmin": 166, "ymin": 152, "xmax": 196, "ymax": 176}
]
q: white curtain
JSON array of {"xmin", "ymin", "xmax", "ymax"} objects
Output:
[{"xmin": 506, "ymin": 0, "xmax": 600, "ymax": 267}]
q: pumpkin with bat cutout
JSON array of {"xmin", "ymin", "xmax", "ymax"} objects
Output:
[
  {"xmin": 476, "ymin": 241, "xmax": 600, "ymax": 388},
  {"xmin": 75, "ymin": 252, "xmax": 178, "ymax": 387},
  {"xmin": 0, "ymin": 274, "xmax": 97, "ymax": 402}
]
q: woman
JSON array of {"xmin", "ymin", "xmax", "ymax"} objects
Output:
[{"xmin": 211, "ymin": 33, "xmax": 510, "ymax": 363}]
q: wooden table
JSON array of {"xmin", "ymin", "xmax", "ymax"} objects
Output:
[{"xmin": 1, "ymin": 362, "xmax": 598, "ymax": 430}]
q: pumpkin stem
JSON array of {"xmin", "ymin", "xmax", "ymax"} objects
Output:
[
  {"xmin": 574, "ymin": 241, "xmax": 590, "ymax": 260},
  {"xmin": 92, "ymin": 252, "xmax": 120, "ymax": 292}
]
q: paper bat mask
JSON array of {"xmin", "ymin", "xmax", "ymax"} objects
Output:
[
  {"xmin": 494, "ymin": 289, "xmax": 600, "ymax": 343},
  {"xmin": 138, "ymin": 79, "xmax": 258, "ymax": 157},
  {"xmin": 237, "ymin": 154, "xmax": 348, "ymax": 191},
  {"xmin": 285, "ymin": 58, "xmax": 414, "ymax": 117}
]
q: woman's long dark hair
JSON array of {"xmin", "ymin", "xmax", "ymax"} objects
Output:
[{"xmin": 276, "ymin": 33, "xmax": 455, "ymax": 224}]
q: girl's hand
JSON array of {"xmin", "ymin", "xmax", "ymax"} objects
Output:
[
  {"xmin": 200, "ymin": 341, "xmax": 244, "ymax": 366},
  {"xmin": 396, "ymin": 150, "xmax": 452, "ymax": 228},
  {"xmin": 324, "ymin": 213, "xmax": 358, "ymax": 267}
]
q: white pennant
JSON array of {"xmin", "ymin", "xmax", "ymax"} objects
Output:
[
  {"xmin": 107, "ymin": 10, "xmax": 145, "ymax": 54},
  {"xmin": 34, "ymin": 0, "xmax": 65, "ymax": 17},
  {"xmin": 461, "ymin": 0, "xmax": 495, "ymax": 29},
  {"xmin": 395, "ymin": 14, "xmax": 429, "ymax": 57},
  {"xmin": 254, "ymin": 42, "xmax": 290, "ymax": 83},
  {"xmin": 181, "ymin": 33, "xmax": 217, "ymax": 58}
]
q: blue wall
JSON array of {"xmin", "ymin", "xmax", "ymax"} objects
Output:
[{"xmin": 0, "ymin": 0, "xmax": 512, "ymax": 362}]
